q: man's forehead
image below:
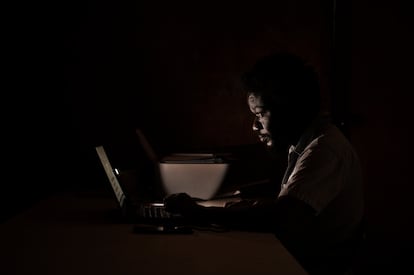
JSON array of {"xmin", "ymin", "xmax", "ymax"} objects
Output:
[{"xmin": 248, "ymin": 94, "xmax": 263, "ymax": 105}]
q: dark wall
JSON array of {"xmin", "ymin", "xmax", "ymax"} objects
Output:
[
  {"xmin": 65, "ymin": 1, "xmax": 333, "ymax": 150},
  {"xmin": 349, "ymin": 1, "xmax": 413, "ymax": 271}
]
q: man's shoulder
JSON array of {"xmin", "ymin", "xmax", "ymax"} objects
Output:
[{"xmin": 306, "ymin": 124, "xmax": 356, "ymax": 158}]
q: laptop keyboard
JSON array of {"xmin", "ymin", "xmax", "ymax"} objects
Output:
[{"xmin": 140, "ymin": 204, "xmax": 172, "ymax": 219}]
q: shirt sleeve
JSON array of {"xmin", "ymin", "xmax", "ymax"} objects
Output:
[{"xmin": 278, "ymin": 139, "xmax": 344, "ymax": 214}]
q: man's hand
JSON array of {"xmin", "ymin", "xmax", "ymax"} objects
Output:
[{"xmin": 164, "ymin": 193, "xmax": 202, "ymax": 217}]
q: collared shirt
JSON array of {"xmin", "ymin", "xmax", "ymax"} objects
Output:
[{"xmin": 278, "ymin": 116, "xmax": 364, "ymax": 245}]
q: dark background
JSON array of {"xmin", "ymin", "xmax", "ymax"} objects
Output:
[{"xmin": 3, "ymin": 0, "xmax": 413, "ymax": 273}]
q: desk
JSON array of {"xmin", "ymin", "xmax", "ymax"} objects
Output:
[{"xmin": 1, "ymin": 191, "xmax": 308, "ymax": 275}]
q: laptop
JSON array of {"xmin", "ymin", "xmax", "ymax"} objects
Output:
[
  {"xmin": 96, "ymin": 144, "xmax": 188, "ymax": 221},
  {"xmin": 96, "ymin": 144, "xmax": 240, "ymax": 228}
]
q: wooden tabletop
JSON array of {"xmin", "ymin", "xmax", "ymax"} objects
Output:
[{"xmin": 1, "ymin": 191, "xmax": 308, "ymax": 275}]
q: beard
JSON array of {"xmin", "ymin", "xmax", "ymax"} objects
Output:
[{"xmin": 264, "ymin": 135, "xmax": 290, "ymax": 158}]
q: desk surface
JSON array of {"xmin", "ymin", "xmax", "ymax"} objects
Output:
[{"xmin": 1, "ymin": 191, "xmax": 307, "ymax": 275}]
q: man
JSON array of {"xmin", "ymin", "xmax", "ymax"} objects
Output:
[{"xmin": 165, "ymin": 53, "xmax": 365, "ymax": 274}]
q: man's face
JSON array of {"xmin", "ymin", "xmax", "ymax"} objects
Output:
[
  {"xmin": 247, "ymin": 94, "xmax": 292, "ymax": 153},
  {"xmin": 248, "ymin": 94, "xmax": 273, "ymax": 147}
]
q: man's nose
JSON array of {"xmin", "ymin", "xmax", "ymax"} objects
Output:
[{"xmin": 252, "ymin": 117, "xmax": 263, "ymax": 131}]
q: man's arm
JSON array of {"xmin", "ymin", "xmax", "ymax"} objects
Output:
[{"xmin": 164, "ymin": 193, "xmax": 316, "ymax": 233}]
